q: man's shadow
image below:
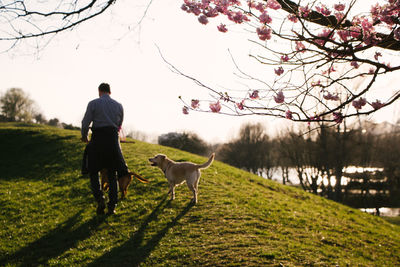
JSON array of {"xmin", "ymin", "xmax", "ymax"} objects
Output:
[
  {"xmin": 0, "ymin": 211, "xmax": 106, "ymax": 266},
  {"xmin": 89, "ymin": 196, "xmax": 194, "ymax": 266}
]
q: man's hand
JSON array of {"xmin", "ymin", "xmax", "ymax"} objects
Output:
[{"xmin": 81, "ymin": 136, "xmax": 89, "ymax": 143}]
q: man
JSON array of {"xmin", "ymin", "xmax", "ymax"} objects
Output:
[{"xmin": 81, "ymin": 83, "xmax": 128, "ymax": 215}]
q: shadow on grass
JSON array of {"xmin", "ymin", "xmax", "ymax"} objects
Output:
[
  {"xmin": 0, "ymin": 211, "xmax": 105, "ymax": 266},
  {"xmin": 89, "ymin": 196, "xmax": 194, "ymax": 266},
  {"xmin": 0, "ymin": 128, "xmax": 82, "ymax": 181}
]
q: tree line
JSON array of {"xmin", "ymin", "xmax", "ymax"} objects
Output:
[
  {"xmin": 159, "ymin": 121, "xmax": 400, "ymax": 210},
  {"xmin": 0, "ymin": 88, "xmax": 79, "ymax": 130}
]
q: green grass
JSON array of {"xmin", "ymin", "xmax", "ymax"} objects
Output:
[
  {"xmin": 383, "ymin": 216, "xmax": 400, "ymax": 226},
  {"xmin": 0, "ymin": 122, "xmax": 399, "ymax": 266}
]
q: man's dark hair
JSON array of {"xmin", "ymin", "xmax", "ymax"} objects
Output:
[{"xmin": 98, "ymin": 83, "xmax": 111, "ymax": 93}]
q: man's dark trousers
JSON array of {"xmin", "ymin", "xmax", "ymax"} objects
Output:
[
  {"xmin": 85, "ymin": 126, "xmax": 128, "ymax": 211},
  {"xmin": 90, "ymin": 169, "xmax": 117, "ymax": 210}
]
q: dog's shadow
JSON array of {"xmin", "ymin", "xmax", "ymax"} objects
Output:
[{"xmin": 89, "ymin": 196, "xmax": 194, "ymax": 266}]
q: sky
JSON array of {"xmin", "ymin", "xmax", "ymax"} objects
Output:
[{"xmin": 0, "ymin": 0, "xmax": 399, "ymax": 144}]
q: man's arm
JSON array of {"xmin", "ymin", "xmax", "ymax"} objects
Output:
[
  {"xmin": 81, "ymin": 102, "xmax": 93, "ymax": 142},
  {"xmin": 119, "ymin": 104, "xmax": 124, "ymax": 128}
]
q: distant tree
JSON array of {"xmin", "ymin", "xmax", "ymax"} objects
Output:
[
  {"xmin": 375, "ymin": 131, "xmax": 400, "ymax": 205},
  {"xmin": 126, "ymin": 129, "xmax": 151, "ymax": 143},
  {"xmin": 48, "ymin": 118, "xmax": 60, "ymax": 127},
  {"xmin": 158, "ymin": 132, "xmax": 209, "ymax": 155},
  {"xmin": 275, "ymin": 132, "xmax": 294, "ymax": 185},
  {"xmin": 61, "ymin": 123, "xmax": 80, "ymax": 130},
  {"xmin": 34, "ymin": 113, "xmax": 47, "ymax": 124},
  {"xmin": 0, "ymin": 88, "xmax": 36, "ymax": 122},
  {"xmin": 218, "ymin": 123, "xmax": 274, "ymax": 176}
]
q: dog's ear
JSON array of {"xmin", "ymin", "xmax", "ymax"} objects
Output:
[{"xmin": 156, "ymin": 154, "xmax": 166, "ymax": 160}]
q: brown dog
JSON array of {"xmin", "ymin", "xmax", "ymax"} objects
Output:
[
  {"xmin": 148, "ymin": 153, "xmax": 215, "ymax": 204},
  {"xmin": 100, "ymin": 169, "xmax": 149, "ymax": 199}
]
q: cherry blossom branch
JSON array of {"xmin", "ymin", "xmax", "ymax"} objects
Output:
[{"xmin": 177, "ymin": 0, "xmax": 399, "ymax": 125}]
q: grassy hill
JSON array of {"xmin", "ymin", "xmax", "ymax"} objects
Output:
[{"xmin": 0, "ymin": 122, "xmax": 399, "ymax": 266}]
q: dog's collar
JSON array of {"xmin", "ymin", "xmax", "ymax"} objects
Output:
[{"xmin": 162, "ymin": 161, "xmax": 171, "ymax": 175}]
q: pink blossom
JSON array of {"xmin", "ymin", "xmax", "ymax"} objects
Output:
[
  {"xmin": 209, "ymin": 101, "xmax": 221, "ymax": 113},
  {"xmin": 295, "ymin": 41, "xmax": 305, "ymax": 52},
  {"xmin": 256, "ymin": 26, "xmax": 272, "ymax": 41},
  {"xmin": 371, "ymin": 100, "xmax": 384, "ymax": 110},
  {"xmin": 370, "ymin": 3, "xmax": 382, "ymax": 20},
  {"xmin": 285, "ymin": 110, "xmax": 293, "ymax": 120},
  {"xmin": 337, "ymin": 30, "xmax": 350, "ymax": 42},
  {"xmin": 190, "ymin": 5, "xmax": 202, "ymax": 16},
  {"xmin": 204, "ymin": 8, "xmax": 219, "ymax": 18},
  {"xmin": 259, "ymin": 11, "xmax": 272, "ymax": 24},
  {"xmin": 236, "ymin": 100, "xmax": 245, "ymax": 110},
  {"xmin": 201, "ymin": 0, "xmax": 210, "ymax": 9},
  {"xmin": 266, "ymin": 0, "xmax": 281, "ymax": 10},
  {"xmin": 281, "ymin": 54, "xmax": 289, "ymax": 62},
  {"xmin": 198, "ymin": 15, "xmax": 209, "ymax": 25},
  {"xmin": 191, "ymin": 99, "xmax": 200, "ymax": 109},
  {"xmin": 248, "ymin": 1, "xmax": 256, "ymax": 9},
  {"xmin": 182, "ymin": 106, "xmax": 189, "ymax": 115},
  {"xmin": 255, "ymin": 2, "xmax": 265, "ymax": 13},
  {"xmin": 181, "ymin": 4, "xmax": 188, "ymax": 11},
  {"xmin": 351, "ymin": 61, "xmax": 360, "ymax": 69},
  {"xmin": 298, "ymin": 5, "xmax": 311, "ymax": 17},
  {"xmin": 333, "ymin": 112, "xmax": 343, "ymax": 123},
  {"xmin": 349, "ymin": 26, "xmax": 361, "ymax": 38},
  {"xmin": 193, "ymin": 8, "xmax": 202, "ymax": 16},
  {"xmin": 316, "ymin": 4, "xmax": 331, "ymax": 16},
  {"xmin": 323, "ymin": 92, "xmax": 339, "ymax": 101},
  {"xmin": 274, "ymin": 91, "xmax": 285, "ymax": 104},
  {"xmin": 334, "ymin": 3, "xmax": 346, "ymax": 12},
  {"xmin": 352, "ymin": 98, "xmax": 367, "ymax": 110},
  {"xmin": 334, "ymin": 12, "xmax": 345, "ymax": 23},
  {"xmin": 315, "ymin": 29, "xmax": 334, "ymax": 46},
  {"xmin": 374, "ymin": 51, "xmax": 382, "ymax": 60},
  {"xmin": 371, "ymin": 2, "xmax": 400, "ymax": 26},
  {"xmin": 287, "ymin": 14, "xmax": 298, "ymax": 23},
  {"xmin": 369, "ymin": 68, "xmax": 376, "ymax": 74},
  {"xmin": 274, "ymin": 66, "xmax": 284, "ymax": 76},
  {"xmin": 360, "ymin": 18, "xmax": 374, "ymax": 35},
  {"xmin": 217, "ymin": 23, "xmax": 228, "ymax": 33},
  {"xmin": 249, "ymin": 90, "xmax": 259, "ymax": 99},
  {"xmin": 229, "ymin": 11, "xmax": 248, "ymax": 24}
]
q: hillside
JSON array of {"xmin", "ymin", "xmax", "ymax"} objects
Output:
[{"xmin": 0, "ymin": 122, "xmax": 399, "ymax": 266}]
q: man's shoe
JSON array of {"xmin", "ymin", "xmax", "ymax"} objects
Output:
[{"xmin": 96, "ymin": 201, "xmax": 106, "ymax": 215}]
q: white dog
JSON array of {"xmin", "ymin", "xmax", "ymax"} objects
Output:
[{"xmin": 149, "ymin": 153, "xmax": 215, "ymax": 204}]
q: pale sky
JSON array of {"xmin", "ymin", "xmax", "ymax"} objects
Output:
[{"xmin": 0, "ymin": 0, "xmax": 399, "ymax": 143}]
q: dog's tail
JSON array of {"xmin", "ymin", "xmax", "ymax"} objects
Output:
[
  {"xmin": 129, "ymin": 171, "xmax": 150, "ymax": 183},
  {"xmin": 197, "ymin": 153, "xmax": 215, "ymax": 169}
]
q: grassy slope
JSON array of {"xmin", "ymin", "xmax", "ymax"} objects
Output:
[{"xmin": 0, "ymin": 122, "xmax": 399, "ymax": 266}]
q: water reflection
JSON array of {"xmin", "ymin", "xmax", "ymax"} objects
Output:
[
  {"xmin": 266, "ymin": 167, "xmax": 399, "ymax": 217},
  {"xmin": 361, "ymin": 207, "xmax": 400, "ymax": 217}
]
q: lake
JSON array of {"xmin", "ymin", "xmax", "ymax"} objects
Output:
[{"xmin": 265, "ymin": 167, "xmax": 400, "ymax": 217}]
